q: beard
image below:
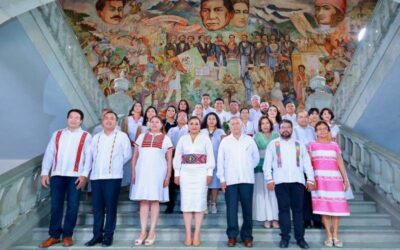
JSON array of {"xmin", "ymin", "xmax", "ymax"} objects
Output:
[{"xmin": 280, "ymin": 131, "xmax": 292, "ymax": 139}]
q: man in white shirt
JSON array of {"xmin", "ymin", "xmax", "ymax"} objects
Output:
[
  {"xmin": 83, "ymin": 111, "xmax": 132, "ymax": 247},
  {"xmin": 225, "ymin": 100, "xmax": 240, "ymax": 121},
  {"xmin": 260, "ymin": 101, "xmax": 269, "ymax": 115},
  {"xmin": 165, "ymin": 111, "xmax": 188, "ymax": 213},
  {"xmin": 39, "ymin": 109, "xmax": 92, "ymax": 248},
  {"xmin": 214, "ymin": 98, "xmax": 229, "ymax": 125},
  {"xmin": 293, "ymin": 111, "xmax": 322, "ymax": 229},
  {"xmin": 249, "ymin": 95, "xmax": 263, "ymax": 132},
  {"xmin": 293, "ymin": 111, "xmax": 315, "ymax": 147},
  {"xmin": 282, "ymin": 101, "xmax": 297, "ymax": 126},
  {"xmin": 264, "ymin": 119, "xmax": 315, "ymax": 249},
  {"xmin": 217, "ymin": 117, "xmax": 259, "ymax": 247}
]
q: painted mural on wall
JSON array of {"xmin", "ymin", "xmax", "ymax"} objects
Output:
[{"xmin": 61, "ymin": 0, "xmax": 376, "ymax": 111}]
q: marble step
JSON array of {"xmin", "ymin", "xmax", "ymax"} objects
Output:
[
  {"xmin": 80, "ymin": 191, "xmax": 366, "ymax": 202},
  {"xmin": 31, "ymin": 226, "xmax": 400, "ymax": 243},
  {"xmin": 77, "ymin": 200, "xmax": 377, "ymax": 214},
  {"xmin": 13, "ymin": 240, "xmax": 400, "ymax": 250},
  {"xmin": 41, "ymin": 212, "xmax": 391, "ymax": 227}
]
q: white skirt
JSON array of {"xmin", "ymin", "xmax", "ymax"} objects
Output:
[
  {"xmin": 253, "ymin": 173, "xmax": 279, "ymax": 221},
  {"xmin": 180, "ymin": 165, "xmax": 208, "ymax": 212}
]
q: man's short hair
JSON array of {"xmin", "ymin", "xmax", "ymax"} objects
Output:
[
  {"xmin": 285, "ymin": 101, "xmax": 296, "ymax": 108},
  {"xmin": 96, "ymin": 0, "xmax": 127, "ymax": 12},
  {"xmin": 280, "ymin": 119, "xmax": 293, "ymax": 128},
  {"xmin": 104, "ymin": 110, "xmax": 118, "ymax": 121},
  {"xmin": 202, "ymin": 93, "xmax": 211, "ymax": 98},
  {"xmin": 214, "ymin": 97, "xmax": 224, "ymax": 103},
  {"xmin": 67, "ymin": 109, "xmax": 84, "ymax": 121},
  {"xmin": 200, "ymin": 0, "xmax": 234, "ymax": 12},
  {"xmin": 251, "ymin": 95, "xmax": 261, "ymax": 103}
]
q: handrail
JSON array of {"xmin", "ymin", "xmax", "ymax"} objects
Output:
[
  {"xmin": 332, "ymin": 0, "xmax": 400, "ymax": 122},
  {"xmin": 30, "ymin": 1, "xmax": 108, "ymax": 119},
  {"xmin": 339, "ymin": 125, "xmax": 400, "ymax": 207},
  {"xmin": 0, "ymin": 155, "xmax": 48, "ymax": 229}
]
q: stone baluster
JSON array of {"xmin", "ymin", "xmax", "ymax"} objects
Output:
[{"xmin": 379, "ymin": 158, "xmax": 394, "ymax": 196}]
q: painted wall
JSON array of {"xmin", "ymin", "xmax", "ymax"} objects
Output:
[
  {"xmin": 0, "ymin": 18, "xmax": 72, "ymax": 173},
  {"xmin": 61, "ymin": 0, "xmax": 376, "ymax": 115},
  {"xmin": 353, "ymin": 55, "xmax": 400, "ymax": 154}
]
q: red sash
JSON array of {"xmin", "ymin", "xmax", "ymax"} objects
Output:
[
  {"xmin": 53, "ymin": 130, "xmax": 88, "ymax": 172},
  {"xmin": 53, "ymin": 130, "xmax": 63, "ymax": 171},
  {"xmin": 74, "ymin": 132, "xmax": 88, "ymax": 172}
]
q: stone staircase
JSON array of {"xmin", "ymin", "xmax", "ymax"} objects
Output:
[{"xmin": 12, "ymin": 189, "xmax": 400, "ymax": 249}]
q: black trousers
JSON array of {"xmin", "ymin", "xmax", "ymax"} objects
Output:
[
  {"xmin": 91, "ymin": 179, "xmax": 121, "ymax": 240},
  {"xmin": 304, "ymin": 189, "xmax": 322, "ymax": 226},
  {"xmin": 275, "ymin": 183, "xmax": 305, "ymax": 242},
  {"xmin": 166, "ymin": 168, "xmax": 177, "ymax": 211},
  {"xmin": 225, "ymin": 183, "xmax": 254, "ymax": 241}
]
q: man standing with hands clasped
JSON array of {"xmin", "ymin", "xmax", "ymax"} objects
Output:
[
  {"xmin": 217, "ymin": 117, "xmax": 259, "ymax": 248},
  {"xmin": 264, "ymin": 119, "xmax": 315, "ymax": 249}
]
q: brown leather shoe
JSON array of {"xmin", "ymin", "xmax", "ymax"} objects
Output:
[
  {"xmin": 228, "ymin": 238, "xmax": 237, "ymax": 247},
  {"xmin": 244, "ymin": 240, "xmax": 253, "ymax": 248},
  {"xmin": 38, "ymin": 237, "xmax": 61, "ymax": 248},
  {"xmin": 62, "ymin": 237, "xmax": 74, "ymax": 247}
]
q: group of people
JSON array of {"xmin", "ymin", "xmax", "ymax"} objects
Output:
[{"xmin": 39, "ymin": 94, "xmax": 350, "ymax": 249}]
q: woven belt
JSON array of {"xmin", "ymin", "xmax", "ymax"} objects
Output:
[{"xmin": 181, "ymin": 154, "xmax": 207, "ymax": 164}]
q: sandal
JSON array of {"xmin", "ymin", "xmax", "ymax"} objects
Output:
[
  {"xmin": 333, "ymin": 238, "xmax": 343, "ymax": 248},
  {"xmin": 324, "ymin": 238, "xmax": 334, "ymax": 247},
  {"xmin": 134, "ymin": 232, "xmax": 147, "ymax": 246}
]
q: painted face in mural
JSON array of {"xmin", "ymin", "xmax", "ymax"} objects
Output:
[
  {"xmin": 200, "ymin": 0, "xmax": 234, "ymax": 31},
  {"xmin": 96, "ymin": 0, "xmax": 125, "ymax": 25},
  {"xmin": 314, "ymin": 0, "xmax": 346, "ymax": 27},
  {"xmin": 230, "ymin": 1, "xmax": 249, "ymax": 28}
]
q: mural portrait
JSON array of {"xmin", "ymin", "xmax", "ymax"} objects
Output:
[{"xmin": 61, "ymin": 0, "xmax": 377, "ymax": 112}]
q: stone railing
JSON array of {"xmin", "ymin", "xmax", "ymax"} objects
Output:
[
  {"xmin": 30, "ymin": 1, "xmax": 108, "ymax": 118},
  {"xmin": 0, "ymin": 156, "xmax": 48, "ymax": 230},
  {"xmin": 339, "ymin": 126, "xmax": 400, "ymax": 208},
  {"xmin": 332, "ymin": 0, "xmax": 400, "ymax": 122},
  {"xmin": 0, "ymin": 0, "xmax": 54, "ymax": 24}
]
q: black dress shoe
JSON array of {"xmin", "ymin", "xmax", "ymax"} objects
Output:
[
  {"xmin": 102, "ymin": 238, "xmax": 113, "ymax": 247},
  {"xmin": 297, "ymin": 239, "xmax": 310, "ymax": 249},
  {"xmin": 279, "ymin": 239, "xmax": 289, "ymax": 248},
  {"xmin": 84, "ymin": 237, "xmax": 103, "ymax": 246}
]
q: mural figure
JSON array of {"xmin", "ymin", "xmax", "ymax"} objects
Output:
[
  {"xmin": 200, "ymin": 0, "xmax": 234, "ymax": 31},
  {"xmin": 238, "ymin": 34, "xmax": 254, "ymax": 78},
  {"xmin": 62, "ymin": 0, "xmax": 377, "ymax": 109},
  {"xmin": 230, "ymin": 0, "xmax": 250, "ymax": 28}
]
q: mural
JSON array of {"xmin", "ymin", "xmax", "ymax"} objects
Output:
[{"xmin": 61, "ymin": 0, "xmax": 377, "ymax": 111}]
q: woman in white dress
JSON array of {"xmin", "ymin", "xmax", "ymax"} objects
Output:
[
  {"xmin": 200, "ymin": 112, "xmax": 225, "ymax": 214},
  {"xmin": 173, "ymin": 116, "xmax": 215, "ymax": 246},
  {"xmin": 136, "ymin": 106, "xmax": 157, "ymax": 139},
  {"xmin": 121, "ymin": 102, "xmax": 143, "ymax": 187},
  {"xmin": 240, "ymin": 108, "xmax": 256, "ymax": 136},
  {"xmin": 130, "ymin": 116, "xmax": 173, "ymax": 246}
]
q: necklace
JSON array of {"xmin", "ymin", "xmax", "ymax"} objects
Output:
[
  {"xmin": 208, "ymin": 128, "xmax": 216, "ymax": 139},
  {"xmin": 94, "ymin": 131, "xmax": 118, "ymax": 174}
]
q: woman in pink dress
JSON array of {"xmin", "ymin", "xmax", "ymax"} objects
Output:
[{"xmin": 308, "ymin": 121, "xmax": 350, "ymax": 248}]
